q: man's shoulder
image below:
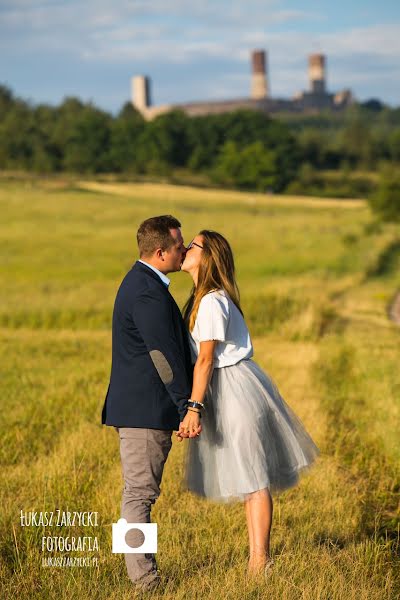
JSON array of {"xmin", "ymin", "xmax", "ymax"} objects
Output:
[
  {"xmin": 128, "ymin": 266, "xmax": 171, "ymax": 305},
  {"xmin": 120, "ymin": 263, "xmax": 164, "ymax": 290}
]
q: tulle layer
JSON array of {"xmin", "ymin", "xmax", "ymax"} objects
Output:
[{"xmin": 183, "ymin": 359, "xmax": 319, "ymax": 503}]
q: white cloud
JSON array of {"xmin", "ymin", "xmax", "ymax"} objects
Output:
[
  {"xmin": 0, "ymin": 0, "xmax": 313, "ymax": 42},
  {"xmin": 0, "ymin": 1, "xmax": 399, "ymax": 106}
]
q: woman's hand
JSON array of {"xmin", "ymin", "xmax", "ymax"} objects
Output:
[
  {"xmin": 175, "ymin": 340, "xmax": 216, "ymax": 441},
  {"xmin": 176, "ymin": 411, "xmax": 202, "ymax": 441}
]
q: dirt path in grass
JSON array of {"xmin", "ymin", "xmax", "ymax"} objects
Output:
[{"xmin": 388, "ymin": 290, "xmax": 400, "ymax": 325}]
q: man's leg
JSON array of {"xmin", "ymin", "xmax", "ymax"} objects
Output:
[{"xmin": 117, "ymin": 427, "xmax": 172, "ymax": 586}]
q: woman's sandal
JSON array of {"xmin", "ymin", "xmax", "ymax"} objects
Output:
[
  {"xmin": 264, "ymin": 558, "xmax": 275, "ymax": 578},
  {"xmin": 247, "ymin": 555, "xmax": 274, "ymax": 579}
]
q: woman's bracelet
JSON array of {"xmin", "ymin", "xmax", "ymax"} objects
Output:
[
  {"xmin": 187, "ymin": 400, "xmax": 205, "ymax": 410},
  {"xmin": 187, "ymin": 407, "xmax": 201, "ymax": 417}
]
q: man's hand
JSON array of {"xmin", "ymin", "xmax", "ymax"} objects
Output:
[{"xmin": 175, "ymin": 411, "xmax": 202, "ymax": 442}]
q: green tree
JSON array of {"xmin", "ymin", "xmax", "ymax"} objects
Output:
[
  {"xmin": 62, "ymin": 106, "xmax": 112, "ymax": 173},
  {"xmin": 109, "ymin": 103, "xmax": 145, "ymax": 172},
  {"xmin": 0, "ymin": 100, "xmax": 37, "ymax": 169},
  {"xmin": 0, "ymin": 85, "xmax": 14, "ymax": 115},
  {"xmin": 213, "ymin": 141, "xmax": 278, "ymax": 191},
  {"xmin": 187, "ymin": 117, "xmax": 221, "ymax": 170},
  {"xmin": 31, "ymin": 104, "xmax": 62, "ymax": 171},
  {"xmin": 388, "ymin": 130, "xmax": 400, "ymax": 162},
  {"xmin": 369, "ymin": 167, "xmax": 400, "ymax": 222},
  {"xmin": 136, "ymin": 110, "xmax": 191, "ymax": 174}
]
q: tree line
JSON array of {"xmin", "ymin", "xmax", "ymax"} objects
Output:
[{"xmin": 1, "ymin": 84, "xmax": 400, "ymax": 218}]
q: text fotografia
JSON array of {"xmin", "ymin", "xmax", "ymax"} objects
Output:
[
  {"xmin": 42, "ymin": 536, "xmax": 99, "ymax": 552},
  {"xmin": 40, "ymin": 537, "xmax": 99, "ymax": 568},
  {"xmin": 20, "ymin": 510, "xmax": 99, "ymax": 527}
]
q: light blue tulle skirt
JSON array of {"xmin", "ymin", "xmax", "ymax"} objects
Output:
[{"xmin": 183, "ymin": 358, "xmax": 319, "ymax": 503}]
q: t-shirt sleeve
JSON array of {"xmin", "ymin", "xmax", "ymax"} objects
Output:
[{"xmin": 196, "ymin": 293, "xmax": 229, "ymax": 342}]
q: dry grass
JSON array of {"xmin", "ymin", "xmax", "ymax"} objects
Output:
[{"xmin": 0, "ymin": 178, "xmax": 398, "ymax": 599}]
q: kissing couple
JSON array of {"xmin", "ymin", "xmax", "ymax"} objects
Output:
[{"xmin": 102, "ymin": 215, "xmax": 318, "ymax": 592}]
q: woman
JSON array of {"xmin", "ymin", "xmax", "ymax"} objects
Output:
[{"xmin": 176, "ymin": 230, "xmax": 319, "ymax": 577}]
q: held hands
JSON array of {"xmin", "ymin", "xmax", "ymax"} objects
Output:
[{"xmin": 175, "ymin": 410, "xmax": 202, "ymax": 442}]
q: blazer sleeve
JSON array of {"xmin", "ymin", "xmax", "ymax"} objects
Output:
[{"xmin": 132, "ymin": 287, "xmax": 190, "ymax": 421}]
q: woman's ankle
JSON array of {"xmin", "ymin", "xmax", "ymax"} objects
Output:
[{"xmin": 248, "ymin": 552, "xmax": 268, "ymax": 567}]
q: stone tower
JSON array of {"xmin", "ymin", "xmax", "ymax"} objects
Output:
[
  {"xmin": 251, "ymin": 50, "xmax": 269, "ymax": 99},
  {"xmin": 131, "ymin": 75, "xmax": 151, "ymax": 112},
  {"xmin": 309, "ymin": 54, "xmax": 326, "ymax": 94}
]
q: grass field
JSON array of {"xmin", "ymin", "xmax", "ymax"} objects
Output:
[{"xmin": 0, "ymin": 177, "xmax": 399, "ymax": 599}]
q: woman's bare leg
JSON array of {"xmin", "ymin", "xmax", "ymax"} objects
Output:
[
  {"xmin": 246, "ymin": 488, "xmax": 273, "ymax": 574},
  {"xmin": 244, "ymin": 498, "xmax": 254, "ymax": 558}
]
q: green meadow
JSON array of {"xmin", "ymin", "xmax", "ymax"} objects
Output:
[{"xmin": 0, "ymin": 177, "xmax": 399, "ymax": 599}]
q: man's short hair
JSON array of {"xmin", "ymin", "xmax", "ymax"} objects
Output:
[{"xmin": 137, "ymin": 215, "xmax": 181, "ymax": 257}]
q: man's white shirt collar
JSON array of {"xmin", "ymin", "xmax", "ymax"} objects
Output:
[{"xmin": 138, "ymin": 260, "xmax": 170, "ymax": 288}]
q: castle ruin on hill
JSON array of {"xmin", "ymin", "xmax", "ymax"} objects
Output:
[{"xmin": 131, "ymin": 50, "xmax": 353, "ymax": 120}]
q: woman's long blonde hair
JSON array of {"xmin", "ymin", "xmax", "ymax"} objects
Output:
[{"xmin": 183, "ymin": 230, "xmax": 243, "ymax": 331}]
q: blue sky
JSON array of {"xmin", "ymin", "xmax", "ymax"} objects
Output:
[{"xmin": 1, "ymin": 0, "xmax": 399, "ymax": 113}]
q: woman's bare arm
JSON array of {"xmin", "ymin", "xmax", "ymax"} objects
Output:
[{"xmin": 176, "ymin": 340, "xmax": 217, "ymax": 440}]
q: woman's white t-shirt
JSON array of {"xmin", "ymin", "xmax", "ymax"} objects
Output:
[{"xmin": 189, "ymin": 289, "xmax": 254, "ymax": 368}]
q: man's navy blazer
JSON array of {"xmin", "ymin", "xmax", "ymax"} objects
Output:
[{"xmin": 102, "ymin": 261, "xmax": 193, "ymax": 430}]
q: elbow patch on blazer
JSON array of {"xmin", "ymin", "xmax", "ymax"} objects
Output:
[{"xmin": 149, "ymin": 350, "xmax": 174, "ymax": 385}]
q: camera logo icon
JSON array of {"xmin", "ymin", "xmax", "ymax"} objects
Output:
[{"xmin": 112, "ymin": 518, "xmax": 157, "ymax": 554}]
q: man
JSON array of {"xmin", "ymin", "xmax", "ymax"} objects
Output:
[{"xmin": 102, "ymin": 215, "xmax": 201, "ymax": 592}]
